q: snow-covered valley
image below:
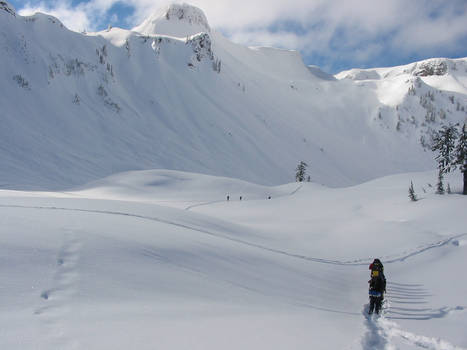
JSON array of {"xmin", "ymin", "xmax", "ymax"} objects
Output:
[
  {"xmin": 1, "ymin": 169, "xmax": 466, "ymax": 349},
  {"xmin": 1, "ymin": 1, "xmax": 467, "ymax": 349}
]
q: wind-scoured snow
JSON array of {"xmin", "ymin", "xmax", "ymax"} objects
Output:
[
  {"xmin": 0, "ymin": 169, "xmax": 466, "ymax": 349},
  {"xmin": 1, "ymin": 3, "xmax": 466, "ymax": 190}
]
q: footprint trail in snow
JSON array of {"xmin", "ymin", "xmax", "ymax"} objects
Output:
[
  {"xmin": 361, "ymin": 282, "xmax": 466, "ymax": 350},
  {"xmin": 34, "ymin": 229, "xmax": 82, "ymax": 348}
]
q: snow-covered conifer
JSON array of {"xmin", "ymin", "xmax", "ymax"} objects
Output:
[
  {"xmin": 409, "ymin": 181, "xmax": 417, "ymax": 201},
  {"xmin": 431, "ymin": 124, "xmax": 459, "ymax": 173},
  {"xmin": 295, "ymin": 161, "xmax": 308, "ymax": 182}
]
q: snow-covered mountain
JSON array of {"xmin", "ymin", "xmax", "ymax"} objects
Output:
[
  {"xmin": 132, "ymin": 3, "xmax": 211, "ymax": 37},
  {"xmin": 336, "ymin": 59, "xmax": 467, "ymax": 149},
  {"xmin": 1, "ymin": 1, "xmax": 466, "ymax": 190}
]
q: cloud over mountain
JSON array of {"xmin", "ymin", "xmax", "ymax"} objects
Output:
[{"xmin": 15, "ymin": 0, "xmax": 467, "ymax": 73}]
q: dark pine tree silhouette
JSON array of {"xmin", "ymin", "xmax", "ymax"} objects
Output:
[
  {"xmin": 455, "ymin": 123, "xmax": 467, "ymax": 195},
  {"xmin": 432, "ymin": 124, "xmax": 459, "ymax": 194},
  {"xmin": 436, "ymin": 170, "xmax": 444, "ymax": 195},
  {"xmin": 409, "ymin": 181, "xmax": 417, "ymax": 201},
  {"xmin": 431, "ymin": 124, "xmax": 459, "ymax": 173},
  {"xmin": 295, "ymin": 161, "xmax": 308, "ymax": 182}
]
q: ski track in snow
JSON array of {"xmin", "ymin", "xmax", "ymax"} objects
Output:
[
  {"xmin": 33, "ymin": 229, "xmax": 82, "ymax": 348},
  {"xmin": 183, "ymin": 184, "xmax": 303, "ymax": 210},
  {"xmin": 0, "ymin": 204, "xmax": 465, "ymax": 267},
  {"xmin": 1, "ymin": 201, "xmax": 466, "ymax": 349},
  {"xmin": 184, "ymin": 199, "xmax": 228, "ymax": 210},
  {"xmin": 385, "ymin": 283, "xmax": 466, "ymax": 321},
  {"xmin": 385, "ymin": 282, "xmax": 433, "ymax": 320},
  {"xmin": 0, "ymin": 204, "xmax": 465, "ymax": 268}
]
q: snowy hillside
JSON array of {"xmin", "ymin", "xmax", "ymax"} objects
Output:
[
  {"xmin": 0, "ymin": 1, "xmax": 466, "ymax": 190},
  {"xmin": 336, "ymin": 58, "xmax": 467, "ymax": 150},
  {"xmin": 1, "ymin": 169, "xmax": 466, "ymax": 349}
]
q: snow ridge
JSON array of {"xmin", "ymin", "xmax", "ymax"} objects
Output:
[{"xmin": 335, "ymin": 57, "xmax": 463, "ymax": 80}]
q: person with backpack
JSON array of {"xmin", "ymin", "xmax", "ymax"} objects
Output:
[
  {"xmin": 369, "ymin": 258, "xmax": 386, "ymax": 291},
  {"xmin": 368, "ymin": 270, "xmax": 386, "ymax": 314},
  {"xmin": 368, "ymin": 258, "xmax": 387, "ymax": 314}
]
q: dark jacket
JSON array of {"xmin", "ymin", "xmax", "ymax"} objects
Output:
[
  {"xmin": 369, "ymin": 259, "xmax": 386, "ymax": 291},
  {"xmin": 369, "ymin": 276, "xmax": 385, "ymax": 294}
]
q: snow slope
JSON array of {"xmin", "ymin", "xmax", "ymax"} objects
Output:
[
  {"xmin": 1, "ymin": 2, "xmax": 466, "ymax": 190},
  {"xmin": 335, "ymin": 59, "xmax": 467, "ymax": 146},
  {"xmin": 1, "ymin": 169, "xmax": 466, "ymax": 349}
]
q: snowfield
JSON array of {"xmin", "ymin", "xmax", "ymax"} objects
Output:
[{"xmin": 1, "ymin": 169, "xmax": 466, "ymax": 349}]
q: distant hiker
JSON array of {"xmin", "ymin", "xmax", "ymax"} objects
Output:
[
  {"xmin": 227, "ymin": 195, "xmax": 229, "ymax": 201},
  {"xmin": 239, "ymin": 196, "xmax": 242, "ymax": 201},
  {"xmin": 368, "ymin": 270, "xmax": 386, "ymax": 315},
  {"xmin": 268, "ymin": 196, "xmax": 271, "ymax": 199}
]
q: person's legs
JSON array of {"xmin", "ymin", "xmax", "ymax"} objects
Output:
[
  {"xmin": 369, "ymin": 297, "xmax": 375, "ymax": 314},
  {"xmin": 375, "ymin": 297, "xmax": 382, "ymax": 314}
]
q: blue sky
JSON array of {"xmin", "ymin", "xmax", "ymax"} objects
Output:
[{"xmin": 9, "ymin": 0, "xmax": 467, "ymax": 73}]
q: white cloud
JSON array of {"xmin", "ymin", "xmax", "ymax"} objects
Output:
[
  {"xmin": 205, "ymin": 0, "xmax": 467, "ymax": 70},
  {"xmin": 17, "ymin": 0, "xmax": 121, "ymax": 32},
  {"xmin": 18, "ymin": 1, "xmax": 91, "ymax": 31},
  {"xmin": 16, "ymin": 0, "xmax": 467, "ymax": 70},
  {"xmin": 229, "ymin": 29, "xmax": 302, "ymax": 50},
  {"xmin": 391, "ymin": 7, "xmax": 467, "ymax": 53}
]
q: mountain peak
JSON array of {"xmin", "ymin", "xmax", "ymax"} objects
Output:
[
  {"xmin": 0, "ymin": 1, "xmax": 16, "ymax": 16},
  {"xmin": 132, "ymin": 3, "xmax": 210, "ymax": 37}
]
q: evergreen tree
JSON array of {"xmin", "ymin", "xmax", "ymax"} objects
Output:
[
  {"xmin": 431, "ymin": 124, "xmax": 459, "ymax": 174},
  {"xmin": 408, "ymin": 181, "xmax": 417, "ymax": 201},
  {"xmin": 295, "ymin": 161, "xmax": 308, "ymax": 182},
  {"xmin": 455, "ymin": 123, "xmax": 467, "ymax": 195},
  {"xmin": 432, "ymin": 124, "xmax": 460, "ymax": 195}
]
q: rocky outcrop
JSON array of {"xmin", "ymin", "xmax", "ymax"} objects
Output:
[
  {"xmin": 413, "ymin": 60, "xmax": 448, "ymax": 76},
  {"xmin": 0, "ymin": 1, "xmax": 15, "ymax": 16},
  {"xmin": 164, "ymin": 3, "xmax": 210, "ymax": 32}
]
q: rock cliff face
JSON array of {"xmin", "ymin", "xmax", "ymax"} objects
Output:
[
  {"xmin": 0, "ymin": 1, "xmax": 15, "ymax": 16},
  {"xmin": 132, "ymin": 3, "xmax": 211, "ymax": 37},
  {"xmin": 164, "ymin": 3, "xmax": 211, "ymax": 30},
  {"xmin": 0, "ymin": 3, "xmax": 466, "ymax": 190},
  {"xmin": 413, "ymin": 60, "xmax": 448, "ymax": 77}
]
